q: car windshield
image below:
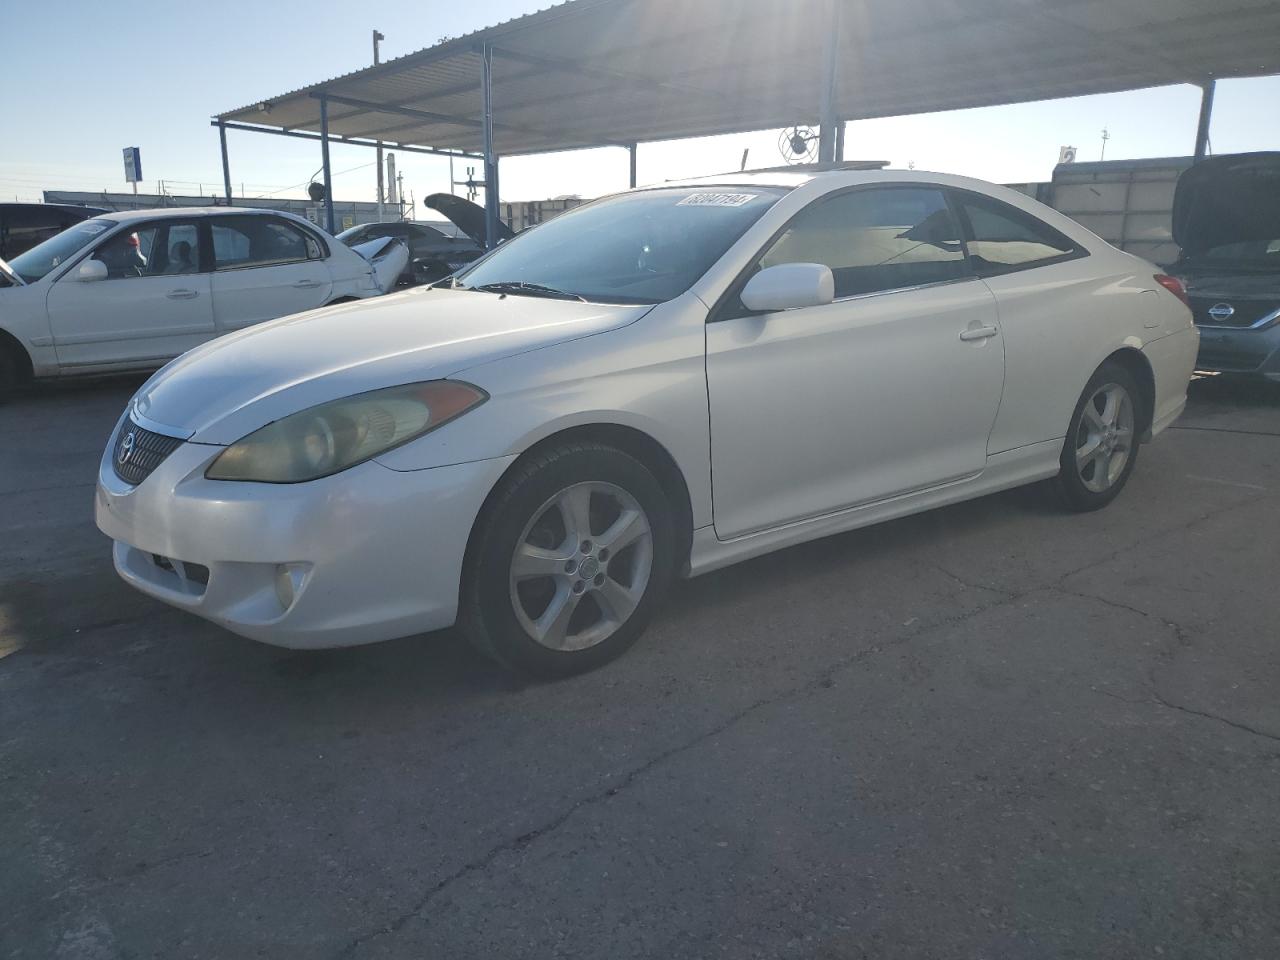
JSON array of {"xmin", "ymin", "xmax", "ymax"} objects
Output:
[
  {"xmin": 454, "ymin": 187, "xmax": 786, "ymax": 304},
  {"xmin": 7, "ymin": 218, "xmax": 117, "ymax": 283}
]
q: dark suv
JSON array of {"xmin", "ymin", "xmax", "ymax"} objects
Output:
[
  {"xmin": 0, "ymin": 203, "xmax": 109, "ymax": 261},
  {"xmin": 1172, "ymin": 153, "xmax": 1280, "ymax": 380}
]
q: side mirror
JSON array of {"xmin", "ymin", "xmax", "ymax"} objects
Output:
[
  {"xmin": 740, "ymin": 262, "xmax": 834, "ymax": 313},
  {"xmin": 76, "ymin": 259, "xmax": 109, "ymax": 282}
]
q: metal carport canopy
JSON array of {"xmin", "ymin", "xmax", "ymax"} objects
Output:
[
  {"xmin": 214, "ymin": 0, "xmax": 1280, "ymax": 239},
  {"xmin": 218, "ymin": 0, "xmax": 1279, "ymax": 155}
]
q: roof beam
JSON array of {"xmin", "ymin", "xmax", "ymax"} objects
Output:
[
  {"xmin": 316, "ymin": 91, "xmax": 633, "ymax": 151},
  {"xmin": 310, "ymin": 92, "xmax": 483, "ymax": 129},
  {"xmin": 213, "ymin": 121, "xmax": 483, "ymax": 160},
  {"xmin": 490, "ymin": 45, "xmax": 811, "ymax": 119}
]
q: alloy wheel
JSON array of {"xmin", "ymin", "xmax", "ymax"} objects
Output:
[
  {"xmin": 508, "ymin": 481, "xmax": 654, "ymax": 651},
  {"xmin": 1074, "ymin": 382, "xmax": 1135, "ymax": 494}
]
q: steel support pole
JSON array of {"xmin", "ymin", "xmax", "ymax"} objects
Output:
[
  {"xmin": 817, "ymin": 0, "xmax": 840, "ymax": 166},
  {"xmin": 481, "ymin": 42, "xmax": 500, "ymax": 250},
  {"xmin": 319, "ymin": 93, "xmax": 335, "ymax": 233},
  {"xmin": 1193, "ymin": 79, "xmax": 1216, "ymax": 163},
  {"xmin": 834, "ymin": 123, "xmax": 845, "ymax": 164},
  {"xmin": 218, "ymin": 121, "xmax": 233, "ymax": 205},
  {"xmin": 374, "ymin": 30, "xmax": 385, "ymax": 220},
  {"xmin": 628, "ymin": 143, "xmax": 638, "ymax": 188}
]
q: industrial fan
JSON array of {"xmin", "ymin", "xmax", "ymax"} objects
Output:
[{"xmin": 778, "ymin": 126, "xmax": 819, "ymax": 164}]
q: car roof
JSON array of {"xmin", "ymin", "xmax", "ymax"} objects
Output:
[
  {"xmin": 0, "ymin": 201, "xmax": 107, "ymax": 213},
  {"xmin": 648, "ymin": 167, "xmax": 1106, "ymax": 251},
  {"xmin": 662, "ymin": 167, "xmax": 1010, "ymax": 191},
  {"xmin": 91, "ymin": 206, "xmax": 313, "ymax": 225}
]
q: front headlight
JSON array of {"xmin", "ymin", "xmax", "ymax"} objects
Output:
[{"xmin": 205, "ymin": 380, "xmax": 487, "ymax": 483}]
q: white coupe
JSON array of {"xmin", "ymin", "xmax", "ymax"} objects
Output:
[
  {"xmin": 0, "ymin": 207, "xmax": 407, "ymax": 391},
  {"xmin": 95, "ymin": 170, "xmax": 1198, "ymax": 676}
]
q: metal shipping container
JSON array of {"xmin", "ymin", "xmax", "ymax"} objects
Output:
[{"xmin": 1028, "ymin": 157, "xmax": 1193, "ymax": 267}]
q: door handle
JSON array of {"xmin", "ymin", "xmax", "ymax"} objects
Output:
[
  {"xmin": 166, "ymin": 289, "xmax": 199, "ymax": 300},
  {"xmin": 292, "ymin": 279, "xmax": 323, "ymax": 289},
  {"xmin": 959, "ymin": 325, "xmax": 999, "ymax": 341}
]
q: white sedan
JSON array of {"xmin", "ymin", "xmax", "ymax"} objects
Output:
[
  {"xmin": 0, "ymin": 207, "xmax": 406, "ymax": 391},
  {"xmin": 94, "ymin": 170, "xmax": 1198, "ymax": 676}
]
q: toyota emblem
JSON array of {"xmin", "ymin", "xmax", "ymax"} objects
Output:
[
  {"xmin": 1207, "ymin": 303, "xmax": 1235, "ymax": 322},
  {"xmin": 118, "ymin": 431, "xmax": 137, "ymax": 465}
]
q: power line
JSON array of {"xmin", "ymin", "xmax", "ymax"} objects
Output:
[{"xmin": 251, "ymin": 161, "xmax": 378, "ymax": 199}]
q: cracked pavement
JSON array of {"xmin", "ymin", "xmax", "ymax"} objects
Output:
[{"xmin": 2, "ymin": 374, "xmax": 1278, "ymax": 959}]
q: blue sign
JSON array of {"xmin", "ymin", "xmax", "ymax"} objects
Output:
[{"xmin": 122, "ymin": 147, "xmax": 142, "ymax": 183}]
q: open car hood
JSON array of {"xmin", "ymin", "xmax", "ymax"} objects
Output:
[
  {"xmin": 350, "ymin": 236, "xmax": 410, "ymax": 293},
  {"xmin": 424, "ymin": 193, "xmax": 516, "ymax": 248},
  {"xmin": 0, "ymin": 256, "xmax": 24, "ymax": 287},
  {"xmin": 1173, "ymin": 152, "xmax": 1280, "ymax": 256}
]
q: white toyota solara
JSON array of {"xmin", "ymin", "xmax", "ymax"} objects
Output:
[{"xmin": 95, "ymin": 170, "xmax": 1199, "ymax": 676}]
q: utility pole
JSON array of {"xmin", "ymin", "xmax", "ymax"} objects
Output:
[
  {"xmin": 373, "ymin": 29, "xmax": 385, "ymax": 220},
  {"xmin": 1100, "ymin": 127, "xmax": 1111, "ymax": 161}
]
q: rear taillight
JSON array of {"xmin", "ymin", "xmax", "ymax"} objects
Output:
[{"xmin": 1154, "ymin": 274, "xmax": 1190, "ymax": 308}]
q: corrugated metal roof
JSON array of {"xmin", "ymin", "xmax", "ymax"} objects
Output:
[{"xmin": 217, "ymin": 0, "xmax": 1280, "ymax": 157}]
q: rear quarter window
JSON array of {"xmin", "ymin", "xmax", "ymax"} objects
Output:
[{"xmin": 953, "ymin": 191, "xmax": 1085, "ymax": 275}]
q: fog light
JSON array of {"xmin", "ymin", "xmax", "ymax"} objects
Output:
[{"xmin": 274, "ymin": 563, "xmax": 309, "ymax": 612}]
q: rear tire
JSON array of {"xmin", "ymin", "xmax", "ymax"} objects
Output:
[
  {"xmin": 1054, "ymin": 361, "xmax": 1142, "ymax": 512},
  {"xmin": 460, "ymin": 442, "xmax": 676, "ymax": 678}
]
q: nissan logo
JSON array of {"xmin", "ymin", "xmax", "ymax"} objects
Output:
[
  {"xmin": 118, "ymin": 431, "xmax": 137, "ymax": 465},
  {"xmin": 1207, "ymin": 303, "xmax": 1235, "ymax": 322}
]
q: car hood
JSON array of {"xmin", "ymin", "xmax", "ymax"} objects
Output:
[
  {"xmin": 132, "ymin": 288, "xmax": 649, "ymax": 444},
  {"xmin": 424, "ymin": 193, "xmax": 515, "ymax": 247},
  {"xmin": 1173, "ymin": 152, "xmax": 1280, "ymax": 256}
]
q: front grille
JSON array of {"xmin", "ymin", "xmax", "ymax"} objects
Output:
[
  {"xmin": 111, "ymin": 420, "xmax": 184, "ymax": 486},
  {"xmin": 1189, "ymin": 297, "xmax": 1280, "ymax": 329}
]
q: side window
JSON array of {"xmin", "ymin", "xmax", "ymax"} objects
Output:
[
  {"xmin": 92, "ymin": 222, "xmax": 203, "ymax": 279},
  {"xmin": 757, "ymin": 187, "xmax": 968, "ymax": 299},
  {"xmin": 955, "ymin": 193, "xmax": 1082, "ymax": 273},
  {"xmin": 160, "ymin": 224, "xmax": 200, "ymax": 275},
  {"xmin": 211, "ymin": 216, "xmax": 322, "ymax": 270},
  {"xmin": 94, "ymin": 226, "xmax": 160, "ymax": 279}
]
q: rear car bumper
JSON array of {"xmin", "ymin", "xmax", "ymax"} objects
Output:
[
  {"xmin": 95, "ymin": 438, "xmax": 515, "ymax": 648},
  {"xmin": 1143, "ymin": 325, "xmax": 1200, "ymax": 438},
  {"xmin": 1194, "ymin": 321, "xmax": 1280, "ymax": 379}
]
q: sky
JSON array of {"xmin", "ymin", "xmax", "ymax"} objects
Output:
[{"xmin": 2, "ymin": 0, "xmax": 1278, "ymax": 211}]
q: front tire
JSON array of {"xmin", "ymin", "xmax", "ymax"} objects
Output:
[
  {"xmin": 0, "ymin": 339, "xmax": 30, "ymax": 401},
  {"xmin": 460, "ymin": 442, "xmax": 676, "ymax": 678},
  {"xmin": 1054, "ymin": 361, "xmax": 1141, "ymax": 512}
]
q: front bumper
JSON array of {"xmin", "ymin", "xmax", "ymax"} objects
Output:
[
  {"xmin": 1194, "ymin": 321, "xmax": 1280, "ymax": 379},
  {"xmin": 95, "ymin": 439, "xmax": 516, "ymax": 649}
]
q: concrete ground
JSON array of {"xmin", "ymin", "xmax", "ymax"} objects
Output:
[{"xmin": 1, "ymin": 373, "xmax": 1277, "ymax": 959}]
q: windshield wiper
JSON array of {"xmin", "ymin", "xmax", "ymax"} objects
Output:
[{"xmin": 467, "ymin": 281, "xmax": 586, "ymax": 301}]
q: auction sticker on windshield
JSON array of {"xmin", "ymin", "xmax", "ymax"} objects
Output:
[{"xmin": 677, "ymin": 193, "xmax": 758, "ymax": 207}]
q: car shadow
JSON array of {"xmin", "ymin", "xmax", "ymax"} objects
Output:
[
  {"xmin": 214, "ymin": 478, "xmax": 1058, "ymax": 704},
  {"xmin": 1187, "ymin": 371, "xmax": 1280, "ymax": 408}
]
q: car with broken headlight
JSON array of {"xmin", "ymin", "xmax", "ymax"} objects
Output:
[{"xmin": 94, "ymin": 169, "xmax": 1198, "ymax": 676}]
